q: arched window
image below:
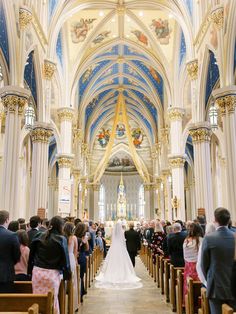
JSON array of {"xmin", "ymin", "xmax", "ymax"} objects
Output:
[
  {"xmin": 99, "ymin": 184, "xmax": 105, "ymax": 222},
  {"xmin": 139, "ymin": 184, "xmax": 145, "ymax": 218}
]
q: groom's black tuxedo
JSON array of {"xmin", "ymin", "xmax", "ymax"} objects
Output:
[{"xmin": 125, "ymin": 228, "xmax": 141, "ymax": 267}]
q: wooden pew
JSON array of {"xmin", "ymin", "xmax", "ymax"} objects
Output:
[
  {"xmin": 76, "ymin": 264, "xmax": 81, "ymax": 306},
  {"xmin": 176, "ymin": 269, "xmax": 184, "ymax": 314},
  {"xmin": 85, "ymin": 256, "xmax": 89, "ymax": 291},
  {"xmin": 222, "ymin": 304, "xmax": 235, "ymax": 314},
  {"xmin": 185, "ymin": 277, "xmax": 201, "ymax": 314},
  {"xmin": 170, "ymin": 266, "xmax": 184, "ymax": 312},
  {"xmin": 160, "ymin": 256, "xmax": 165, "ymax": 295},
  {"xmin": 28, "ymin": 304, "xmax": 39, "ymax": 314},
  {"xmin": 198, "ymin": 288, "xmax": 209, "ymax": 314},
  {"xmin": 164, "ymin": 259, "xmax": 171, "ymax": 303},
  {"xmin": 0, "ymin": 291, "xmax": 53, "ymax": 314},
  {"xmin": 156, "ymin": 255, "xmax": 160, "ymax": 288}
]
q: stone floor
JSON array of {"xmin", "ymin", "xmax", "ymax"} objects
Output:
[{"xmin": 78, "ymin": 258, "xmax": 172, "ymax": 314}]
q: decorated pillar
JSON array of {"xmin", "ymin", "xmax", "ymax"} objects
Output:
[
  {"xmin": 213, "ymin": 88, "xmax": 236, "ymax": 222},
  {"xmin": 144, "ymin": 184, "xmax": 151, "ymax": 220},
  {"xmin": 161, "ymin": 170, "xmax": 172, "ymax": 222},
  {"xmin": 169, "ymin": 156, "xmax": 186, "ymax": 221},
  {"xmin": 0, "ymin": 87, "xmax": 30, "ymax": 218},
  {"xmin": 186, "ymin": 59, "xmax": 198, "ymax": 121},
  {"xmin": 160, "ymin": 128, "xmax": 169, "ymax": 170},
  {"xmin": 189, "ymin": 123, "xmax": 213, "ymax": 221},
  {"xmin": 71, "ymin": 168, "xmax": 80, "ymax": 217},
  {"xmin": 93, "ymin": 184, "xmax": 100, "ymax": 222},
  {"xmin": 30, "ymin": 123, "xmax": 53, "ymax": 215},
  {"xmin": 43, "ymin": 60, "xmax": 56, "ymax": 122},
  {"xmin": 57, "ymin": 155, "xmax": 73, "ymax": 217}
]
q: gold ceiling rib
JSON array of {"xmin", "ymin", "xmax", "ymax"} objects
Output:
[{"xmin": 93, "ymin": 89, "xmax": 150, "ymax": 183}]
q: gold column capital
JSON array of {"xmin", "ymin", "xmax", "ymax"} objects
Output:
[
  {"xmin": 144, "ymin": 184, "xmax": 152, "ymax": 192},
  {"xmin": 57, "ymin": 155, "xmax": 74, "ymax": 168},
  {"xmin": 92, "ymin": 184, "xmax": 100, "ymax": 191},
  {"xmin": 31, "ymin": 123, "xmax": 53, "ymax": 143},
  {"xmin": 189, "ymin": 123, "xmax": 212, "ymax": 143},
  {"xmin": 58, "ymin": 107, "xmax": 74, "ymax": 122},
  {"xmin": 72, "ymin": 168, "xmax": 81, "ymax": 178},
  {"xmin": 169, "ymin": 156, "xmax": 186, "ymax": 168},
  {"xmin": 19, "ymin": 7, "xmax": 32, "ymax": 29},
  {"xmin": 0, "ymin": 87, "xmax": 30, "ymax": 115},
  {"xmin": 186, "ymin": 59, "xmax": 198, "ymax": 80},
  {"xmin": 210, "ymin": 6, "xmax": 224, "ymax": 30},
  {"xmin": 215, "ymin": 94, "xmax": 236, "ymax": 115},
  {"xmin": 168, "ymin": 107, "xmax": 185, "ymax": 121},
  {"xmin": 117, "ymin": 5, "xmax": 126, "ymax": 15},
  {"xmin": 43, "ymin": 60, "xmax": 56, "ymax": 80},
  {"xmin": 73, "ymin": 128, "xmax": 83, "ymax": 141}
]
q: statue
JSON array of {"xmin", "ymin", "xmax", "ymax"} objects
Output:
[{"xmin": 117, "ymin": 173, "xmax": 127, "ymax": 219}]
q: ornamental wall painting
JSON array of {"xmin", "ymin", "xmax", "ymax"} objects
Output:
[
  {"xmin": 131, "ymin": 30, "xmax": 148, "ymax": 45},
  {"xmin": 71, "ymin": 18, "xmax": 96, "ymax": 43},
  {"xmin": 150, "ymin": 18, "xmax": 172, "ymax": 45},
  {"xmin": 116, "ymin": 123, "xmax": 125, "ymax": 138},
  {"xmin": 149, "ymin": 67, "xmax": 161, "ymax": 84},
  {"xmin": 97, "ymin": 128, "xmax": 110, "ymax": 147},
  {"xmin": 132, "ymin": 128, "xmax": 143, "ymax": 148},
  {"xmin": 106, "ymin": 156, "xmax": 136, "ymax": 172},
  {"xmin": 92, "ymin": 31, "xmax": 111, "ymax": 45}
]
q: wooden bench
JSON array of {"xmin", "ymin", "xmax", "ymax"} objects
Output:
[
  {"xmin": 222, "ymin": 304, "xmax": 236, "ymax": 314},
  {"xmin": 185, "ymin": 277, "xmax": 201, "ymax": 314},
  {"xmin": 170, "ymin": 266, "xmax": 184, "ymax": 312},
  {"xmin": 164, "ymin": 259, "xmax": 171, "ymax": 303},
  {"xmin": 160, "ymin": 256, "xmax": 165, "ymax": 295},
  {"xmin": 198, "ymin": 288, "xmax": 209, "ymax": 314},
  {"xmin": 0, "ymin": 291, "xmax": 53, "ymax": 314},
  {"xmin": 176, "ymin": 269, "xmax": 184, "ymax": 314},
  {"xmin": 156, "ymin": 255, "xmax": 161, "ymax": 288}
]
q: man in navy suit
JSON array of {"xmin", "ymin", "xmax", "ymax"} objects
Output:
[
  {"xmin": 201, "ymin": 208, "xmax": 236, "ymax": 314},
  {"xmin": 0, "ymin": 210, "xmax": 21, "ymax": 293}
]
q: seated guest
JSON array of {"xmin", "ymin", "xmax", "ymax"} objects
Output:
[
  {"xmin": 8, "ymin": 220, "xmax": 20, "ymax": 232},
  {"xmin": 28, "ymin": 216, "xmax": 71, "ymax": 314},
  {"xmin": 163, "ymin": 225, "xmax": 173, "ymax": 257},
  {"xmin": 201, "ymin": 208, "xmax": 235, "ymax": 314},
  {"xmin": 150, "ymin": 221, "xmax": 165, "ymax": 264},
  {"xmin": 196, "ymin": 222, "xmax": 216, "ymax": 287},
  {"xmin": 27, "ymin": 215, "xmax": 41, "ymax": 246},
  {"xmin": 0, "ymin": 210, "xmax": 21, "ymax": 293},
  {"xmin": 183, "ymin": 222, "xmax": 203, "ymax": 300},
  {"xmin": 167, "ymin": 222, "xmax": 186, "ymax": 267},
  {"xmin": 15, "ymin": 230, "xmax": 30, "ymax": 281}
]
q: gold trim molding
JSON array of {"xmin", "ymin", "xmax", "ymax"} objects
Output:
[
  {"xmin": 31, "ymin": 126, "xmax": 53, "ymax": 143},
  {"xmin": 168, "ymin": 108, "xmax": 185, "ymax": 121},
  {"xmin": 189, "ymin": 127, "xmax": 212, "ymax": 143},
  {"xmin": 43, "ymin": 60, "xmax": 56, "ymax": 80},
  {"xmin": 210, "ymin": 7, "xmax": 224, "ymax": 30},
  {"xmin": 19, "ymin": 7, "xmax": 32, "ymax": 29},
  {"xmin": 58, "ymin": 108, "xmax": 74, "ymax": 122},
  {"xmin": 58, "ymin": 157, "xmax": 73, "ymax": 168},
  {"xmin": 187, "ymin": 59, "xmax": 198, "ymax": 80},
  {"xmin": 169, "ymin": 157, "xmax": 185, "ymax": 168}
]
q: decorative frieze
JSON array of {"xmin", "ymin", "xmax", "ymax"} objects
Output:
[
  {"xmin": 58, "ymin": 108, "xmax": 74, "ymax": 122},
  {"xmin": 189, "ymin": 127, "xmax": 212, "ymax": 143},
  {"xmin": 169, "ymin": 156, "xmax": 185, "ymax": 168},
  {"xmin": 1, "ymin": 94, "xmax": 28, "ymax": 115},
  {"xmin": 168, "ymin": 107, "xmax": 185, "ymax": 121},
  {"xmin": 31, "ymin": 125, "xmax": 53, "ymax": 143},
  {"xmin": 186, "ymin": 59, "xmax": 198, "ymax": 80},
  {"xmin": 43, "ymin": 60, "xmax": 56, "ymax": 80},
  {"xmin": 19, "ymin": 7, "xmax": 32, "ymax": 29},
  {"xmin": 210, "ymin": 7, "xmax": 224, "ymax": 30}
]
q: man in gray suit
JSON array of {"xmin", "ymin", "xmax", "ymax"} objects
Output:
[{"xmin": 201, "ymin": 208, "xmax": 235, "ymax": 314}]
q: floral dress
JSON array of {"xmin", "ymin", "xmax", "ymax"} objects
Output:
[{"xmin": 150, "ymin": 231, "xmax": 166, "ymax": 264}]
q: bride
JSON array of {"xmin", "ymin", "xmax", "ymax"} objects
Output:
[{"xmin": 95, "ymin": 221, "xmax": 142, "ymax": 289}]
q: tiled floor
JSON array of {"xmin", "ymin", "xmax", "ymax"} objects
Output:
[{"xmin": 78, "ymin": 258, "xmax": 172, "ymax": 314}]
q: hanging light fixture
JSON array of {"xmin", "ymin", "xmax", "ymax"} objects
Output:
[
  {"xmin": 25, "ymin": 98, "xmax": 36, "ymax": 128},
  {"xmin": 209, "ymin": 100, "xmax": 218, "ymax": 130}
]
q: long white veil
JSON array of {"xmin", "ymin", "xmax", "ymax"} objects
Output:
[{"xmin": 95, "ymin": 222, "xmax": 142, "ymax": 290}]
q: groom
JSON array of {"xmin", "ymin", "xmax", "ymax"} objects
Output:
[{"xmin": 125, "ymin": 222, "xmax": 141, "ymax": 267}]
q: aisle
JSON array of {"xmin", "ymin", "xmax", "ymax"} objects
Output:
[{"xmin": 78, "ymin": 257, "xmax": 172, "ymax": 314}]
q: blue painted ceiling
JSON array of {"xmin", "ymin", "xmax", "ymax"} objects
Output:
[
  {"xmin": 24, "ymin": 51, "xmax": 37, "ymax": 104},
  {"xmin": 205, "ymin": 50, "xmax": 219, "ymax": 107}
]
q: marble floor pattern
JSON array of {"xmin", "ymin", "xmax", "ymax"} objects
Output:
[{"xmin": 78, "ymin": 257, "xmax": 172, "ymax": 314}]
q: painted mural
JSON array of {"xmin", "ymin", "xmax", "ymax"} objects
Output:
[
  {"xmin": 131, "ymin": 30, "xmax": 148, "ymax": 45},
  {"xmin": 150, "ymin": 18, "xmax": 172, "ymax": 44},
  {"xmin": 116, "ymin": 123, "xmax": 125, "ymax": 138},
  {"xmin": 132, "ymin": 128, "xmax": 143, "ymax": 148},
  {"xmin": 149, "ymin": 67, "xmax": 161, "ymax": 83},
  {"xmin": 92, "ymin": 31, "xmax": 111, "ymax": 44},
  {"xmin": 71, "ymin": 18, "xmax": 96, "ymax": 43},
  {"xmin": 106, "ymin": 156, "xmax": 136, "ymax": 172},
  {"xmin": 97, "ymin": 128, "xmax": 110, "ymax": 147}
]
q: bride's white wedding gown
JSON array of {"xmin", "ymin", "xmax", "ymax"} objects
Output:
[{"xmin": 95, "ymin": 222, "xmax": 142, "ymax": 289}]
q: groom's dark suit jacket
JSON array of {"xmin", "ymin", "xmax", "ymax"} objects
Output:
[{"xmin": 125, "ymin": 229, "xmax": 141, "ymax": 254}]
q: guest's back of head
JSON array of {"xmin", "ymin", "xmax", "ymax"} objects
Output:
[
  {"xmin": 16, "ymin": 229, "xmax": 29, "ymax": 246},
  {"xmin": 173, "ymin": 222, "xmax": 182, "ymax": 233},
  {"xmin": 29, "ymin": 215, "xmax": 41, "ymax": 229},
  {"xmin": 205, "ymin": 222, "xmax": 216, "ymax": 235},
  {"xmin": 8, "ymin": 220, "xmax": 20, "ymax": 232},
  {"xmin": 75, "ymin": 222, "xmax": 86, "ymax": 238},
  {"xmin": 0, "ymin": 210, "xmax": 9, "ymax": 226},
  {"xmin": 214, "ymin": 207, "xmax": 231, "ymax": 226}
]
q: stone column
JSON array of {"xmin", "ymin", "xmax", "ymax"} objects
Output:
[
  {"xmin": 189, "ymin": 123, "xmax": 213, "ymax": 221},
  {"xmin": 43, "ymin": 60, "xmax": 56, "ymax": 122},
  {"xmin": 186, "ymin": 59, "xmax": 198, "ymax": 121},
  {"xmin": 57, "ymin": 155, "xmax": 73, "ymax": 217},
  {"xmin": 144, "ymin": 185, "xmax": 151, "ymax": 220},
  {"xmin": 161, "ymin": 170, "xmax": 172, "ymax": 222},
  {"xmin": 71, "ymin": 168, "xmax": 80, "ymax": 217},
  {"xmin": 213, "ymin": 88, "xmax": 236, "ymax": 222},
  {"xmin": 0, "ymin": 87, "xmax": 30, "ymax": 218},
  {"xmin": 93, "ymin": 184, "xmax": 100, "ymax": 221},
  {"xmin": 30, "ymin": 123, "xmax": 53, "ymax": 215},
  {"xmin": 169, "ymin": 156, "xmax": 186, "ymax": 221}
]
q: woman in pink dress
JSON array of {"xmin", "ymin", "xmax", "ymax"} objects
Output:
[{"xmin": 14, "ymin": 230, "xmax": 30, "ymax": 281}]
